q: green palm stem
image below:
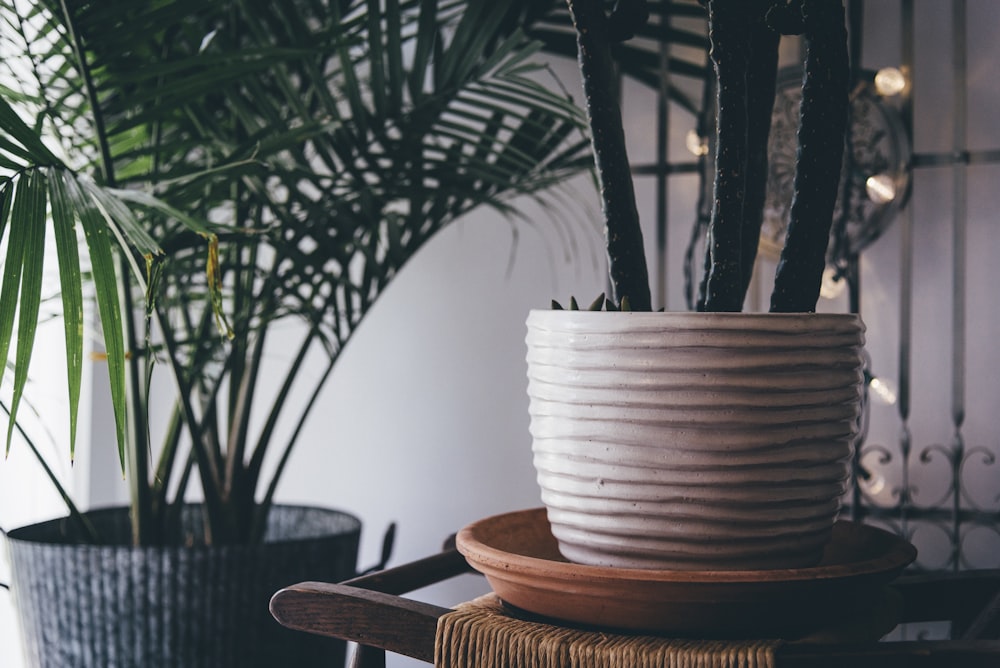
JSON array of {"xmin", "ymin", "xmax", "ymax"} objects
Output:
[
  {"xmin": 153, "ymin": 304, "xmax": 230, "ymax": 543},
  {"xmin": 197, "ymin": 342, "xmax": 261, "ymax": 544},
  {"xmin": 142, "ymin": 230, "xmax": 263, "ymax": 544},
  {"xmin": 216, "ymin": 15, "xmax": 273, "ymax": 472},
  {"xmin": 224, "ymin": 178, "xmax": 252, "ymax": 474},
  {"xmin": 220, "ymin": 289, "xmax": 264, "ymax": 535},
  {"xmin": 222, "ymin": 317, "xmax": 273, "ymax": 543},
  {"xmin": 227, "ymin": 233, "xmax": 315, "ymax": 495},
  {"xmin": 701, "ymin": 0, "xmax": 753, "ymax": 312},
  {"xmin": 150, "ymin": 300, "xmax": 221, "ymax": 543},
  {"xmin": 243, "ymin": 326, "xmax": 307, "ymax": 497},
  {"xmin": 165, "ymin": 449, "xmax": 197, "ymax": 539},
  {"xmin": 133, "ymin": 268, "xmax": 218, "ymax": 544},
  {"xmin": 770, "ymin": 0, "xmax": 849, "ymax": 312},
  {"xmin": 128, "ymin": 284, "xmax": 157, "ymax": 544},
  {"xmin": 150, "ymin": 402, "xmax": 184, "ymax": 538},
  {"xmin": 190, "ymin": 301, "xmax": 325, "ymax": 543},
  {"xmin": 252, "ymin": 332, "xmax": 338, "ymax": 544},
  {"xmin": 566, "ymin": 0, "xmax": 651, "ymax": 311}
]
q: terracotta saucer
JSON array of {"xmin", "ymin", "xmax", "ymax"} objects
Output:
[{"xmin": 456, "ymin": 507, "xmax": 917, "ymax": 637}]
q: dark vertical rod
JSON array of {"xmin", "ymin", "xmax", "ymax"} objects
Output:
[
  {"xmin": 847, "ymin": 0, "xmax": 864, "ymax": 524},
  {"xmin": 896, "ymin": 0, "xmax": 915, "ymax": 537},
  {"xmin": 848, "ymin": 256, "xmax": 864, "ymax": 523},
  {"xmin": 848, "ymin": 0, "xmax": 863, "ymax": 74},
  {"xmin": 655, "ymin": 7, "xmax": 671, "ymax": 310},
  {"xmin": 949, "ymin": 0, "xmax": 967, "ymax": 571}
]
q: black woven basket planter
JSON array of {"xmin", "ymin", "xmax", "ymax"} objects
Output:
[{"xmin": 5, "ymin": 504, "xmax": 361, "ymax": 668}]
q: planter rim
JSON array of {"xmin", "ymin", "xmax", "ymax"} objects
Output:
[
  {"xmin": 527, "ymin": 309, "xmax": 865, "ymax": 337},
  {"xmin": 5, "ymin": 504, "xmax": 359, "ymax": 667},
  {"xmin": 528, "ymin": 309, "xmax": 860, "ymax": 321},
  {"xmin": 4, "ymin": 503, "xmax": 361, "ymax": 550}
]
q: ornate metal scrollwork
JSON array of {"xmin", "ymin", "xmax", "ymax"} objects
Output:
[
  {"xmin": 760, "ymin": 67, "xmax": 911, "ymax": 262},
  {"xmin": 847, "ymin": 363, "xmax": 1000, "ymax": 571}
]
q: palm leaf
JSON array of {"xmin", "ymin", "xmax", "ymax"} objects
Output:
[
  {"xmin": 47, "ymin": 167, "xmax": 85, "ymax": 456},
  {"xmin": 0, "ymin": 177, "xmax": 27, "ymax": 381},
  {"xmin": 6, "ymin": 169, "xmax": 48, "ymax": 454},
  {"xmin": 80, "ymin": 179, "xmax": 161, "ymax": 257},
  {"xmin": 0, "ymin": 96, "xmax": 61, "ymax": 166},
  {"xmin": 1, "ymin": 168, "xmax": 45, "ymax": 453},
  {"xmin": 60, "ymin": 171, "xmax": 130, "ymax": 470}
]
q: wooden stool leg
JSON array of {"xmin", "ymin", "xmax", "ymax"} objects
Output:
[{"xmin": 350, "ymin": 644, "xmax": 387, "ymax": 668}]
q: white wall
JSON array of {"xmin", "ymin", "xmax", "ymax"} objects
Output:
[{"xmin": 279, "ymin": 194, "xmax": 606, "ymax": 589}]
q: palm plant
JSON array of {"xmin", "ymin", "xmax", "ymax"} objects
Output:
[{"xmin": 0, "ymin": 0, "xmax": 591, "ymax": 546}]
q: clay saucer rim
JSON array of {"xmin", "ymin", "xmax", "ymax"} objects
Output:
[{"xmin": 456, "ymin": 507, "xmax": 917, "ymax": 586}]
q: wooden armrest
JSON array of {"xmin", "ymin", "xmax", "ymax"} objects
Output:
[
  {"xmin": 270, "ymin": 547, "xmax": 472, "ymax": 663},
  {"xmin": 270, "ymin": 581, "xmax": 445, "ymax": 663},
  {"xmin": 341, "ymin": 545, "xmax": 473, "ymax": 595}
]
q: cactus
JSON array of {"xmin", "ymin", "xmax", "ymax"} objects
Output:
[
  {"xmin": 564, "ymin": 0, "xmax": 849, "ymax": 314},
  {"xmin": 768, "ymin": 0, "xmax": 850, "ymax": 312}
]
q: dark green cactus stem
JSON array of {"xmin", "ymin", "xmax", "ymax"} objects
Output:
[
  {"xmin": 739, "ymin": 2, "xmax": 781, "ymax": 298},
  {"xmin": 566, "ymin": 0, "xmax": 652, "ymax": 312},
  {"xmin": 769, "ymin": 0, "xmax": 849, "ymax": 312},
  {"xmin": 701, "ymin": 0, "xmax": 755, "ymax": 312}
]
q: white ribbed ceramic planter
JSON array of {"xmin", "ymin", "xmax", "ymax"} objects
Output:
[{"xmin": 526, "ymin": 310, "xmax": 866, "ymax": 570}]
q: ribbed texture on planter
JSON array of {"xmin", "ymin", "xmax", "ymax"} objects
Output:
[
  {"xmin": 526, "ymin": 310, "xmax": 866, "ymax": 570},
  {"xmin": 5, "ymin": 505, "xmax": 360, "ymax": 668}
]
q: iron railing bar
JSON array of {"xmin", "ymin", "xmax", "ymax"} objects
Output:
[
  {"xmin": 631, "ymin": 161, "xmax": 700, "ymax": 175},
  {"xmin": 949, "ymin": 0, "xmax": 968, "ymax": 571},
  {"xmin": 911, "ymin": 148, "xmax": 1000, "ymax": 167},
  {"xmin": 895, "ymin": 0, "xmax": 915, "ymax": 544}
]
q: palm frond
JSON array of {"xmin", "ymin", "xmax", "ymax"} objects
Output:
[
  {"xmin": 46, "ymin": 168, "xmax": 85, "ymax": 456},
  {"xmin": 0, "ymin": 169, "xmax": 45, "ymax": 454}
]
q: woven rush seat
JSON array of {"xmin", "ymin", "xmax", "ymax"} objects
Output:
[{"xmin": 436, "ymin": 594, "xmax": 781, "ymax": 668}]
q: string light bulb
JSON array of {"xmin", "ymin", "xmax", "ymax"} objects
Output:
[
  {"xmin": 685, "ymin": 129, "xmax": 708, "ymax": 157},
  {"xmin": 874, "ymin": 67, "xmax": 907, "ymax": 97},
  {"xmin": 819, "ymin": 266, "xmax": 847, "ymax": 300},
  {"xmin": 861, "ymin": 469, "xmax": 887, "ymax": 496},
  {"xmin": 868, "ymin": 375, "xmax": 899, "ymax": 406},
  {"xmin": 865, "ymin": 173, "xmax": 897, "ymax": 204}
]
